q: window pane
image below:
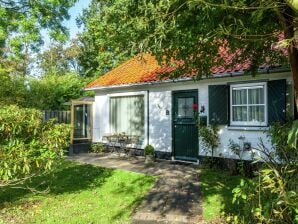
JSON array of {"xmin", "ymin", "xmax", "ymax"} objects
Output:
[
  {"xmin": 110, "ymin": 95, "xmax": 144, "ymax": 137},
  {"xmin": 232, "ymin": 89, "xmax": 247, "ymax": 105},
  {"xmin": 74, "ymin": 105, "xmax": 84, "ymax": 138},
  {"xmin": 232, "ymin": 106, "xmax": 247, "ymax": 121},
  {"xmin": 177, "ymin": 97, "xmax": 194, "ymax": 117},
  {"xmin": 248, "ymin": 106, "xmax": 265, "ymax": 122},
  {"xmin": 248, "ymin": 87, "xmax": 264, "ymax": 104}
]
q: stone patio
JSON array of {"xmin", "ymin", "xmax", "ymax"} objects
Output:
[{"xmin": 68, "ymin": 153, "xmax": 203, "ymax": 224}]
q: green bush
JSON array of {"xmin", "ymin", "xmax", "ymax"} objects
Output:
[
  {"xmin": 144, "ymin": 144, "xmax": 154, "ymax": 156},
  {"xmin": 229, "ymin": 121, "xmax": 298, "ymax": 224},
  {"xmin": 0, "ymin": 105, "xmax": 70, "ymax": 187},
  {"xmin": 199, "ymin": 124, "xmax": 219, "ymax": 157},
  {"xmin": 91, "ymin": 143, "xmax": 105, "ymax": 153}
]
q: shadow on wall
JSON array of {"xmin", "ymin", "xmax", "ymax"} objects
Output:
[
  {"xmin": 149, "ymin": 91, "xmax": 172, "ymax": 152},
  {"xmin": 200, "ymin": 125, "xmax": 272, "ymax": 160}
]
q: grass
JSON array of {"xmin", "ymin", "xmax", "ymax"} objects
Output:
[
  {"xmin": 0, "ymin": 161, "xmax": 156, "ymax": 224},
  {"xmin": 200, "ymin": 168, "xmax": 243, "ymax": 222}
]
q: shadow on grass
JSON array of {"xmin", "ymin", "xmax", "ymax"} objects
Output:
[
  {"xmin": 110, "ymin": 175, "xmax": 157, "ymax": 221},
  {"xmin": 200, "ymin": 168, "xmax": 243, "ymax": 220},
  {"xmin": 0, "ymin": 161, "xmax": 114, "ymax": 206}
]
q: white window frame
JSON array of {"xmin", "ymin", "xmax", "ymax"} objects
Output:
[{"xmin": 230, "ymin": 82, "xmax": 267, "ymax": 127}]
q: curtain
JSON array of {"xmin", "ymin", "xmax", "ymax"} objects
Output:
[
  {"xmin": 248, "ymin": 87, "xmax": 264, "ymax": 122},
  {"xmin": 232, "ymin": 89, "xmax": 247, "ymax": 121},
  {"xmin": 232, "ymin": 87, "xmax": 265, "ymax": 123},
  {"xmin": 110, "ymin": 95, "xmax": 144, "ymax": 137}
]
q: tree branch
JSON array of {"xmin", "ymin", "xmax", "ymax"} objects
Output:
[{"xmin": 193, "ymin": 0, "xmax": 286, "ymax": 11}]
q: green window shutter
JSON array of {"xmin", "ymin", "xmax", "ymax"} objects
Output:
[
  {"xmin": 268, "ymin": 79, "xmax": 286, "ymax": 124},
  {"xmin": 208, "ymin": 85, "xmax": 229, "ymax": 125}
]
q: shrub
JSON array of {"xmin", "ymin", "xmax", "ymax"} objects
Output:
[
  {"xmin": 229, "ymin": 121, "xmax": 298, "ymax": 224},
  {"xmin": 91, "ymin": 143, "xmax": 105, "ymax": 153},
  {"xmin": 199, "ymin": 124, "xmax": 219, "ymax": 157},
  {"xmin": 144, "ymin": 144, "xmax": 154, "ymax": 156},
  {"xmin": 0, "ymin": 105, "xmax": 70, "ymax": 187}
]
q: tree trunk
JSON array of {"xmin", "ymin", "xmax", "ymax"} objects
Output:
[
  {"xmin": 284, "ymin": 13, "xmax": 298, "ymax": 119},
  {"xmin": 288, "ymin": 43, "xmax": 298, "ymax": 119}
]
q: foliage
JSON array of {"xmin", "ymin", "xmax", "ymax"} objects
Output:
[
  {"xmin": 0, "ymin": 73, "xmax": 92, "ymax": 110},
  {"xmin": 26, "ymin": 73, "xmax": 92, "ymax": 110},
  {"xmin": 77, "ymin": 1, "xmax": 133, "ymax": 77},
  {"xmin": 144, "ymin": 144, "xmax": 154, "ymax": 156},
  {"xmin": 199, "ymin": 124, "xmax": 219, "ymax": 157},
  {"xmin": 78, "ymin": 0, "xmax": 293, "ymax": 78},
  {"xmin": 288, "ymin": 120, "xmax": 298, "ymax": 149},
  {"xmin": 230, "ymin": 121, "xmax": 298, "ymax": 224},
  {"xmin": 0, "ymin": 0, "xmax": 77, "ymax": 76},
  {"xmin": 229, "ymin": 139, "xmax": 242, "ymax": 159},
  {"xmin": 91, "ymin": 142, "xmax": 106, "ymax": 153},
  {"xmin": 0, "ymin": 161, "xmax": 156, "ymax": 223},
  {"xmin": 0, "ymin": 74, "xmax": 28, "ymax": 106},
  {"xmin": 269, "ymin": 121, "xmax": 297, "ymax": 162},
  {"xmin": 37, "ymin": 40, "xmax": 83, "ymax": 76},
  {"xmin": 231, "ymin": 164, "xmax": 297, "ymax": 223},
  {"xmin": 0, "ymin": 105, "xmax": 70, "ymax": 188}
]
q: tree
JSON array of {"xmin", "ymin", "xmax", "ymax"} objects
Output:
[
  {"xmin": 37, "ymin": 41, "xmax": 82, "ymax": 76},
  {"xmin": 0, "ymin": 73, "xmax": 28, "ymax": 106},
  {"xmin": 80, "ymin": 0, "xmax": 298, "ymax": 114},
  {"xmin": 26, "ymin": 73, "xmax": 91, "ymax": 110},
  {"xmin": 77, "ymin": 2, "xmax": 134, "ymax": 77},
  {"xmin": 0, "ymin": 0, "xmax": 77, "ymax": 76}
]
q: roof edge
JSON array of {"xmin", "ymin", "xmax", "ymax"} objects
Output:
[{"xmin": 84, "ymin": 67, "xmax": 291, "ymax": 91}]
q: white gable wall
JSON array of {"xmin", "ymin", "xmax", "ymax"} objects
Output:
[{"xmin": 92, "ymin": 72, "xmax": 293, "ymax": 161}]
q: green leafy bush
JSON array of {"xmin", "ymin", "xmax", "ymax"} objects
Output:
[
  {"xmin": 229, "ymin": 121, "xmax": 298, "ymax": 224},
  {"xmin": 199, "ymin": 124, "xmax": 219, "ymax": 157},
  {"xmin": 144, "ymin": 144, "xmax": 154, "ymax": 156},
  {"xmin": 0, "ymin": 105, "xmax": 70, "ymax": 187},
  {"xmin": 91, "ymin": 143, "xmax": 106, "ymax": 153}
]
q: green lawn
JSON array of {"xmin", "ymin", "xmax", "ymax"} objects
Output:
[
  {"xmin": 0, "ymin": 161, "xmax": 156, "ymax": 224},
  {"xmin": 200, "ymin": 168, "xmax": 243, "ymax": 222}
]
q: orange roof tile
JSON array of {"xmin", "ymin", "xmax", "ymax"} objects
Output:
[
  {"xmin": 85, "ymin": 47, "xmax": 284, "ymax": 89},
  {"xmin": 84, "ymin": 54, "xmax": 171, "ymax": 89}
]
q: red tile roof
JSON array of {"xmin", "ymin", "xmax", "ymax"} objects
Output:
[
  {"xmin": 84, "ymin": 50, "xmax": 269, "ymax": 89},
  {"xmin": 84, "ymin": 54, "xmax": 174, "ymax": 89}
]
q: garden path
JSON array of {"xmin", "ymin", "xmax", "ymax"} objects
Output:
[{"xmin": 68, "ymin": 153, "xmax": 203, "ymax": 224}]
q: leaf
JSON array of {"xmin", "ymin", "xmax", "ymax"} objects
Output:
[{"xmin": 287, "ymin": 120, "xmax": 298, "ymax": 149}]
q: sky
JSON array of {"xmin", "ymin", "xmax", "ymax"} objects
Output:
[
  {"xmin": 64, "ymin": 0, "xmax": 92, "ymax": 39},
  {"xmin": 43, "ymin": 0, "xmax": 91, "ymax": 48},
  {"xmin": 32, "ymin": 0, "xmax": 91, "ymax": 76}
]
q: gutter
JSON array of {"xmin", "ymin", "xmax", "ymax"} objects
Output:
[{"xmin": 83, "ymin": 67, "xmax": 291, "ymax": 91}]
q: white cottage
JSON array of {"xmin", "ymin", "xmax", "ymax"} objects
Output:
[{"xmin": 84, "ymin": 54, "xmax": 294, "ymax": 162}]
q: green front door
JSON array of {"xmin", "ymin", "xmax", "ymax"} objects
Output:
[{"xmin": 173, "ymin": 90, "xmax": 198, "ymax": 162}]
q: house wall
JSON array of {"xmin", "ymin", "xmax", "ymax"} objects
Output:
[{"xmin": 92, "ymin": 72, "xmax": 293, "ymax": 161}]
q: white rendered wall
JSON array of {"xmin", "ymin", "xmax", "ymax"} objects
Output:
[
  {"xmin": 91, "ymin": 72, "xmax": 292, "ymax": 160},
  {"xmin": 148, "ymin": 90, "xmax": 172, "ymax": 152},
  {"xmin": 92, "ymin": 94, "xmax": 109, "ymax": 142}
]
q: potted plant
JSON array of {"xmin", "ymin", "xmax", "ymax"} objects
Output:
[
  {"xmin": 91, "ymin": 142, "xmax": 106, "ymax": 156},
  {"xmin": 144, "ymin": 144, "xmax": 155, "ymax": 164}
]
